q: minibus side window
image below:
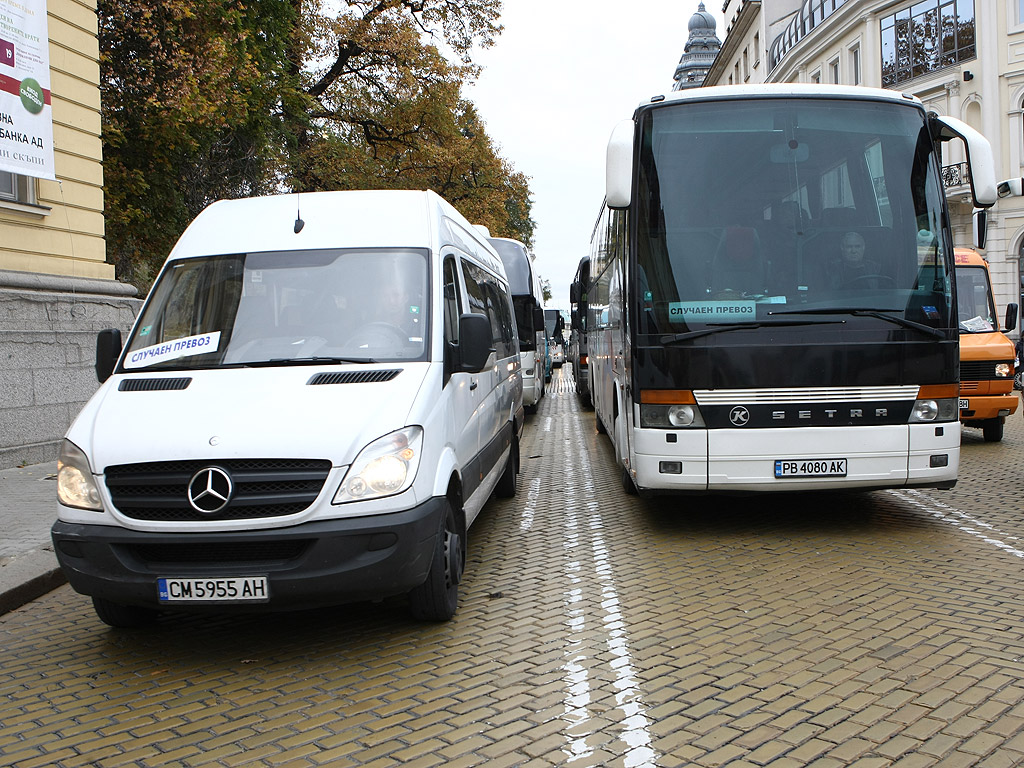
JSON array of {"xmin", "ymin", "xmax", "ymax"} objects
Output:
[
  {"xmin": 443, "ymin": 257, "xmax": 461, "ymax": 345},
  {"xmin": 463, "ymin": 260, "xmax": 508, "ymax": 359}
]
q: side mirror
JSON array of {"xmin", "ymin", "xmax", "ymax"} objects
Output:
[
  {"xmin": 930, "ymin": 114, "xmax": 997, "ymax": 207},
  {"xmin": 570, "ymin": 282, "xmax": 581, "ymax": 304},
  {"xmin": 998, "ymin": 178, "xmax": 1024, "ymax": 198},
  {"xmin": 973, "ymin": 208, "xmax": 988, "ymax": 250},
  {"xmin": 458, "ymin": 313, "xmax": 493, "ymax": 373},
  {"xmin": 532, "ymin": 306, "xmax": 545, "ymax": 330},
  {"xmin": 1005, "ymin": 303, "xmax": 1018, "ymax": 334},
  {"xmin": 606, "ymin": 118, "xmax": 635, "ymax": 209},
  {"xmin": 95, "ymin": 328, "xmax": 123, "ymax": 383}
]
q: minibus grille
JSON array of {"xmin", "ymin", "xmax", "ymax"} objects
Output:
[
  {"xmin": 126, "ymin": 540, "xmax": 310, "ymax": 564},
  {"xmin": 104, "ymin": 459, "xmax": 333, "ymax": 522},
  {"xmin": 960, "ymin": 360, "xmax": 1013, "ymax": 381}
]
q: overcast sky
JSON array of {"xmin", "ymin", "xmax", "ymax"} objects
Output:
[{"xmin": 464, "ymin": 1, "xmax": 727, "ymax": 307}]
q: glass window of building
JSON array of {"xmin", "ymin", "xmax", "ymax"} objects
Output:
[
  {"xmin": 881, "ymin": 0, "xmax": 975, "ymax": 87},
  {"xmin": 0, "ymin": 172, "xmax": 36, "ymax": 204}
]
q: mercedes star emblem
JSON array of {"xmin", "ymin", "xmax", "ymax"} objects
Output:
[
  {"xmin": 187, "ymin": 467, "xmax": 233, "ymax": 514},
  {"xmin": 729, "ymin": 406, "xmax": 751, "ymax": 426}
]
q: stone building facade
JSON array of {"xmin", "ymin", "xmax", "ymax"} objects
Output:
[{"xmin": 0, "ymin": 0, "xmax": 141, "ymax": 468}]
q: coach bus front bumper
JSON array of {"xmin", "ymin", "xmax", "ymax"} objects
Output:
[{"xmin": 629, "ymin": 423, "xmax": 959, "ymax": 493}]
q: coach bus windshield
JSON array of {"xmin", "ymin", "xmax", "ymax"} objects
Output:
[{"xmin": 634, "ymin": 98, "xmax": 951, "ymax": 337}]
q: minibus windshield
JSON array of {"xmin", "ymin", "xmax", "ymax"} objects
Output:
[
  {"xmin": 954, "ymin": 265, "xmax": 997, "ymax": 333},
  {"xmin": 122, "ymin": 248, "xmax": 430, "ymax": 371}
]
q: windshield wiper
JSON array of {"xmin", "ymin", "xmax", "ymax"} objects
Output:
[
  {"xmin": 244, "ymin": 356, "xmax": 379, "ymax": 367},
  {"xmin": 766, "ymin": 307, "xmax": 946, "ymax": 339},
  {"xmin": 659, "ymin": 318, "xmax": 842, "ymax": 344}
]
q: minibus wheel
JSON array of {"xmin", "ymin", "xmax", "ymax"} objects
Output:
[
  {"xmin": 408, "ymin": 500, "xmax": 463, "ymax": 621},
  {"xmin": 982, "ymin": 419, "xmax": 1004, "ymax": 442},
  {"xmin": 92, "ymin": 597, "xmax": 157, "ymax": 628},
  {"xmin": 496, "ymin": 436, "xmax": 518, "ymax": 498}
]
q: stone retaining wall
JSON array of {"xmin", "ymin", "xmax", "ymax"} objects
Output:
[{"xmin": 0, "ymin": 270, "xmax": 142, "ymax": 468}]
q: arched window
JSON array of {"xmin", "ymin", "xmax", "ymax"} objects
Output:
[{"xmin": 1020, "ymin": 97, "xmax": 1024, "ymax": 159}]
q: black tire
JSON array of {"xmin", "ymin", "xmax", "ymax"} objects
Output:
[
  {"xmin": 596, "ymin": 412, "xmax": 607, "ymax": 434},
  {"xmin": 982, "ymin": 419, "xmax": 1004, "ymax": 443},
  {"xmin": 408, "ymin": 500, "xmax": 463, "ymax": 621},
  {"xmin": 622, "ymin": 465, "xmax": 638, "ymax": 495},
  {"xmin": 92, "ymin": 597, "xmax": 157, "ymax": 628},
  {"xmin": 496, "ymin": 436, "xmax": 518, "ymax": 498}
]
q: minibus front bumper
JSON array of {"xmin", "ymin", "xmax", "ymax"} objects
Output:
[{"xmin": 50, "ymin": 497, "xmax": 447, "ymax": 612}]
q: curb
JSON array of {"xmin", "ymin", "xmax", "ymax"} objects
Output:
[{"xmin": 0, "ymin": 549, "xmax": 68, "ymax": 616}]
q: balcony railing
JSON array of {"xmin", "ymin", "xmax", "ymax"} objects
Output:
[{"xmin": 941, "ymin": 162, "xmax": 970, "ymax": 189}]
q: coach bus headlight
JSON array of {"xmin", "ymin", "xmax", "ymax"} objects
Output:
[
  {"xmin": 639, "ymin": 390, "xmax": 704, "ymax": 429},
  {"xmin": 640, "ymin": 404, "xmax": 705, "ymax": 428},
  {"xmin": 668, "ymin": 404, "xmax": 700, "ymax": 427},
  {"xmin": 909, "ymin": 398, "xmax": 958, "ymax": 423}
]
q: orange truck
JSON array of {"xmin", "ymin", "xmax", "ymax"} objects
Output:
[{"xmin": 954, "ymin": 248, "xmax": 1019, "ymax": 442}]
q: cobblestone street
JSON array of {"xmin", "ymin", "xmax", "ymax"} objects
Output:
[{"xmin": 3, "ymin": 369, "xmax": 1024, "ymax": 767}]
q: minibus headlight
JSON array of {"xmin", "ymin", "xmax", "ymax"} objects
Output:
[
  {"xmin": 57, "ymin": 439, "xmax": 103, "ymax": 511},
  {"xmin": 995, "ymin": 363, "xmax": 1011, "ymax": 378},
  {"xmin": 334, "ymin": 426, "xmax": 423, "ymax": 504},
  {"xmin": 909, "ymin": 398, "xmax": 958, "ymax": 423},
  {"xmin": 640, "ymin": 404, "xmax": 705, "ymax": 428}
]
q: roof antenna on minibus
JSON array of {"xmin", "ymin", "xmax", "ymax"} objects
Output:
[{"xmin": 294, "ymin": 193, "xmax": 305, "ymax": 234}]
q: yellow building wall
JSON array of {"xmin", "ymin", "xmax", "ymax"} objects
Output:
[{"xmin": 0, "ymin": 0, "xmax": 109, "ymax": 281}]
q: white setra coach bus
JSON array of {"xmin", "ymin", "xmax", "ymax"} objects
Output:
[{"xmin": 586, "ymin": 84, "xmax": 998, "ymax": 495}]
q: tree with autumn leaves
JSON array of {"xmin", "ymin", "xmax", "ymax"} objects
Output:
[{"xmin": 100, "ymin": 0, "xmax": 534, "ymax": 287}]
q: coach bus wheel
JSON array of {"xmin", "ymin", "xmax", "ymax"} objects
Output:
[
  {"xmin": 622, "ymin": 466, "xmax": 638, "ymax": 495},
  {"xmin": 596, "ymin": 413, "xmax": 607, "ymax": 434},
  {"xmin": 92, "ymin": 597, "xmax": 157, "ymax": 628},
  {"xmin": 982, "ymin": 419, "xmax": 1004, "ymax": 443}
]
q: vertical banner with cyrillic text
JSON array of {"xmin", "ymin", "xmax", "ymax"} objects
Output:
[{"xmin": 0, "ymin": 0, "xmax": 55, "ymax": 180}]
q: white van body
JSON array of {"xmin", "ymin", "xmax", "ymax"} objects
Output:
[
  {"xmin": 52, "ymin": 190, "xmax": 524, "ymax": 625},
  {"xmin": 487, "ymin": 237, "xmax": 546, "ymax": 411}
]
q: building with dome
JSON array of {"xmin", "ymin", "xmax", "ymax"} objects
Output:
[{"xmin": 671, "ymin": 2, "xmax": 722, "ymax": 91}]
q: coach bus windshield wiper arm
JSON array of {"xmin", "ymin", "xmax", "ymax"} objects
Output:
[
  {"xmin": 659, "ymin": 318, "xmax": 839, "ymax": 344},
  {"xmin": 767, "ymin": 307, "xmax": 946, "ymax": 339}
]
